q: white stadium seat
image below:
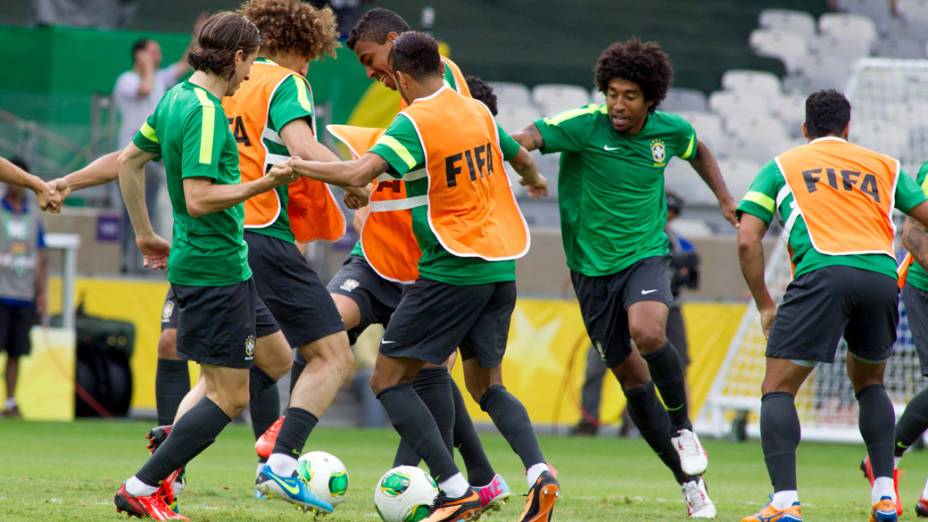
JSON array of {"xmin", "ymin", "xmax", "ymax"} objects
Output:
[
  {"xmin": 750, "ymin": 28, "xmax": 809, "ymax": 73},
  {"xmin": 793, "ymin": 54, "xmax": 854, "ymax": 92},
  {"xmin": 708, "ymin": 90, "xmax": 772, "ymax": 119},
  {"xmin": 532, "ymin": 84, "xmax": 590, "ymax": 115},
  {"xmin": 718, "ymin": 158, "xmax": 763, "ymax": 199},
  {"xmin": 488, "ymin": 81, "xmax": 532, "ymax": 107},
  {"xmin": 759, "ymin": 9, "xmax": 816, "ymax": 39},
  {"xmin": 814, "ymin": 34, "xmax": 873, "ymax": 62},
  {"xmin": 819, "ymin": 13, "xmax": 877, "ymax": 48},
  {"xmin": 898, "ymin": 0, "xmax": 928, "ymax": 26},
  {"xmin": 495, "ymin": 105, "xmax": 541, "ymax": 134},
  {"xmin": 661, "ymin": 87, "xmax": 708, "ymax": 112},
  {"xmin": 721, "ymin": 70, "xmax": 781, "ymax": 98}
]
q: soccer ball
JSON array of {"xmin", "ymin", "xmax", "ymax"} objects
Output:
[
  {"xmin": 296, "ymin": 451, "xmax": 349, "ymax": 507},
  {"xmin": 374, "ymin": 466, "xmax": 438, "ymax": 522}
]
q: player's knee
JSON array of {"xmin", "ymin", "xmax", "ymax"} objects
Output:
[
  {"xmin": 221, "ymin": 387, "xmax": 250, "ymax": 417},
  {"xmin": 466, "ymin": 381, "xmax": 490, "ymax": 404},
  {"xmin": 157, "ymin": 329, "xmax": 179, "ymax": 360},
  {"xmin": 368, "ymin": 372, "xmax": 394, "ymax": 396},
  {"xmin": 631, "ymin": 325, "xmax": 666, "ymax": 354}
]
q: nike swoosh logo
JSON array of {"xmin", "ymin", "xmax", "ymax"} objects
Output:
[
  {"xmin": 641, "ymin": 289, "xmax": 659, "ymax": 295},
  {"xmin": 603, "ymin": 145, "xmax": 621, "ymax": 151},
  {"xmin": 382, "ymin": 340, "xmax": 396, "ymax": 345},
  {"xmin": 268, "ymin": 473, "xmax": 301, "ymax": 496}
]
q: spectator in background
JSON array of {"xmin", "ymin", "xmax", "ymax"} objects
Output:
[
  {"xmin": 571, "ymin": 191, "xmax": 700, "ymax": 436},
  {"xmin": 112, "ymin": 14, "xmax": 205, "ymax": 273},
  {"xmin": 1, "ymin": 158, "xmax": 47, "ymax": 418},
  {"xmin": 310, "ymin": 0, "xmax": 370, "ymax": 38}
]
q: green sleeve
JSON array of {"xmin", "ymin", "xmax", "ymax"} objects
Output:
[
  {"xmin": 180, "ymin": 104, "xmax": 228, "ymax": 180},
  {"xmin": 737, "ymin": 160, "xmax": 784, "ymax": 225},
  {"xmin": 369, "ymin": 114, "xmax": 425, "ymax": 178},
  {"xmin": 533, "ymin": 105, "xmax": 601, "ymax": 154},
  {"xmin": 896, "ymin": 168, "xmax": 928, "ymax": 213},
  {"xmin": 498, "ymin": 124, "xmax": 521, "ymax": 161},
  {"xmin": 132, "ymin": 113, "xmax": 161, "ymax": 155},
  {"xmin": 669, "ymin": 114, "xmax": 698, "ymax": 160},
  {"xmin": 915, "ymin": 162, "xmax": 928, "ymax": 189},
  {"xmin": 269, "ymin": 75, "xmax": 314, "ymax": 134}
]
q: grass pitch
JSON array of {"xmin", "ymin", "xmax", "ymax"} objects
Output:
[{"xmin": 1, "ymin": 419, "xmax": 925, "ymax": 520}]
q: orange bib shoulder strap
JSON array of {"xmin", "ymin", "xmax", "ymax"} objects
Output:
[
  {"xmin": 400, "ymin": 88, "xmax": 529, "ymax": 261},
  {"xmin": 777, "ymin": 138, "xmax": 897, "ymax": 258}
]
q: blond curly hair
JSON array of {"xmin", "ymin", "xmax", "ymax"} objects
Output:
[{"xmin": 239, "ymin": 0, "xmax": 339, "ymax": 60}]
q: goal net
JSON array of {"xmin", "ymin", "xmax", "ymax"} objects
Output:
[{"xmin": 698, "ymin": 58, "xmax": 928, "ymax": 442}]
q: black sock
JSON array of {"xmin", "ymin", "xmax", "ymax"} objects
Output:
[
  {"xmin": 624, "ymin": 381, "xmax": 688, "ymax": 484},
  {"xmin": 857, "ymin": 384, "xmax": 895, "ymax": 479},
  {"xmin": 137, "ymin": 397, "xmax": 230, "ymax": 486},
  {"xmin": 392, "ymin": 369, "xmax": 458, "ymax": 467},
  {"xmin": 290, "ymin": 352, "xmax": 306, "ymax": 395},
  {"xmin": 271, "ymin": 407, "xmax": 318, "ymax": 459},
  {"xmin": 643, "ymin": 343, "xmax": 691, "ymax": 432},
  {"xmin": 760, "ymin": 392, "xmax": 801, "ymax": 491},
  {"xmin": 379, "ymin": 383, "xmax": 459, "ymax": 482},
  {"xmin": 155, "ymin": 359, "xmax": 189, "ymax": 426},
  {"xmin": 895, "ymin": 385, "xmax": 928, "ymax": 457},
  {"xmin": 479, "ymin": 384, "xmax": 544, "ymax": 470},
  {"xmin": 453, "ymin": 380, "xmax": 495, "ymax": 486},
  {"xmin": 249, "ymin": 367, "xmax": 280, "ymax": 440}
]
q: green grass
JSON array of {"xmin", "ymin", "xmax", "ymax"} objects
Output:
[{"xmin": 0, "ymin": 419, "xmax": 924, "ymax": 520}]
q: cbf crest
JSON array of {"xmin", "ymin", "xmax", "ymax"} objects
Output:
[
  {"xmin": 245, "ymin": 335, "xmax": 256, "ymax": 360},
  {"xmin": 650, "ymin": 139, "xmax": 667, "ymax": 166}
]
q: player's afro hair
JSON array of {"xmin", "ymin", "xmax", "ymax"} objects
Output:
[
  {"xmin": 465, "ymin": 75, "xmax": 498, "ymax": 116},
  {"xmin": 594, "ymin": 38, "xmax": 673, "ymax": 113},
  {"xmin": 804, "ymin": 89, "xmax": 851, "ymax": 138},
  {"xmin": 346, "ymin": 8, "xmax": 411, "ymax": 50},
  {"xmin": 239, "ymin": 0, "xmax": 339, "ymax": 60}
]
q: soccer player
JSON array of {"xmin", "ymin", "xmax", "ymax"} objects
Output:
[
  {"xmin": 510, "ymin": 38, "xmax": 730, "ymax": 517},
  {"xmin": 289, "ymin": 32, "xmax": 558, "ymax": 522},
  {"xmin": 861, "ymin": 163, "xmax": 928, "ymax": 517},
  {"xmin": 111, "ymin": 12, "xmax": 295, "ymax": 520},
  {"xmin": 326, "ymin": 72, "xmax": 533, "ymax": 512},
  {"xmin": 737, "ymin": 90, "xmax": 928, "ymax": 522}
]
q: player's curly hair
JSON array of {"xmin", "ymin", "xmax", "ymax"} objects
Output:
[
  {"xmin": 239, "ymin": 0, "xmax": 339, "ymax": 60},
  {"xmin": 805, "ymin": 89, "xmax": 851, "ymax": 138},
  {"xmin": 594, "ymin": 38, "xmax": 673, "ymax": 113},
  {"xmin": 465, "ymin": 75, "xmax": 498, "ymax": 116}
]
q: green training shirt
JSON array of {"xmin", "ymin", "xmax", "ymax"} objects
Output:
[
  {"xmin": 366, "ymin": 92, "xmax": 522, "ymax": 285},
  {"xmin": 133, "ymin": 80, "xmax": 252, "ymax": 286},
  {"xmin": 534, "ymin": 106, "xmax": 698, "ymax": 277},
  {"xmin": 247, "ymin": 58, "xmax": 315, "ymax": 243},
  {"xmin": 737, "ymin": 148, "xmax": 926, "ymax": 280},
  {"xmin": 905, "ymin": 162, "xmax": 928, "ymax": 291},
  {"xmin": 350, "ymin": 60, "xmax": 470, "ymax": 260}
]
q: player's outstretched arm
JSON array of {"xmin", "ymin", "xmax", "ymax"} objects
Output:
[
  {"xmin": 510, "ymin": 124, "xmax": 545, "ymax": 152},
  {"xmin": 182, "ymin": 163, "xmax": 295, "ymax": 218},
  {"xmin": 50, "ymin": 150, "xmax": 121, "ymax": 199},
  {"xmin": 509, "ymin": 146, "xmax": 548, "ymax": 198},
  {"xmin": 0, "ymin": 156, "xmax": 63, "ymax": 212},
  {"xmin": 289, "ymin": 153, "xmax": 389, "ymax": 189},
  {"xmin": 687, "ymin": 141, "xmax": 738, "ymax": 227},
  {"xmin": 117, "ymin": 143, "xmax": 168, "ymax": 269},
  {"xmin": 280, "ymin": 118, "xmax": 370, "ymax": 206},
  {"xmin": 737, "ymin": 212, "xmax": 776, "ymax": 337}
]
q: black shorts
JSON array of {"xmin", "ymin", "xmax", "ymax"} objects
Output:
[
  {"xmin": 0, "ymin": 304, "xmax": 34, "ymax": 357},
  {"xmin": 327, "ymin": 255, "xmax": 403, "ymax": 344},
  {"xmin": 767, "ymin": 266, "xmax": 899, "ymax": 364},
  {"xmin": 162, "ymin": 286, "xmax": 277, "ymax": 337},
  {"xmin": 571, "ymin": 256, "xmax": 673, "ymax": 368},
  {"xmin": 172, "ymin": 278, "xmax": 279, "ymax": 369},
  {"xmin": 903, "ymin": 283, "xmax": 928, "ymax": 375},
  {"xmin": 380, "ymin": 279, "xmax": 516, "ymax": 367},
  {"xmin": 246, "ymin": 232, "xmax": 344, "ymax": 347}
]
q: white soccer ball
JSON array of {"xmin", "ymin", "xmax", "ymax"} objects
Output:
[
  {"xmin": 296, "ymin": 451, "xmax": 349, "ymax": 507},
  {"xmin": 374, "ymin": 465, "xmax": 438, "ymax": 522}
]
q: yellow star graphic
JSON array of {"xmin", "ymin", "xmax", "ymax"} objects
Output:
[{"xmin": 503, "ymin": 306, "xmax": 565, "ymax": 390}]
